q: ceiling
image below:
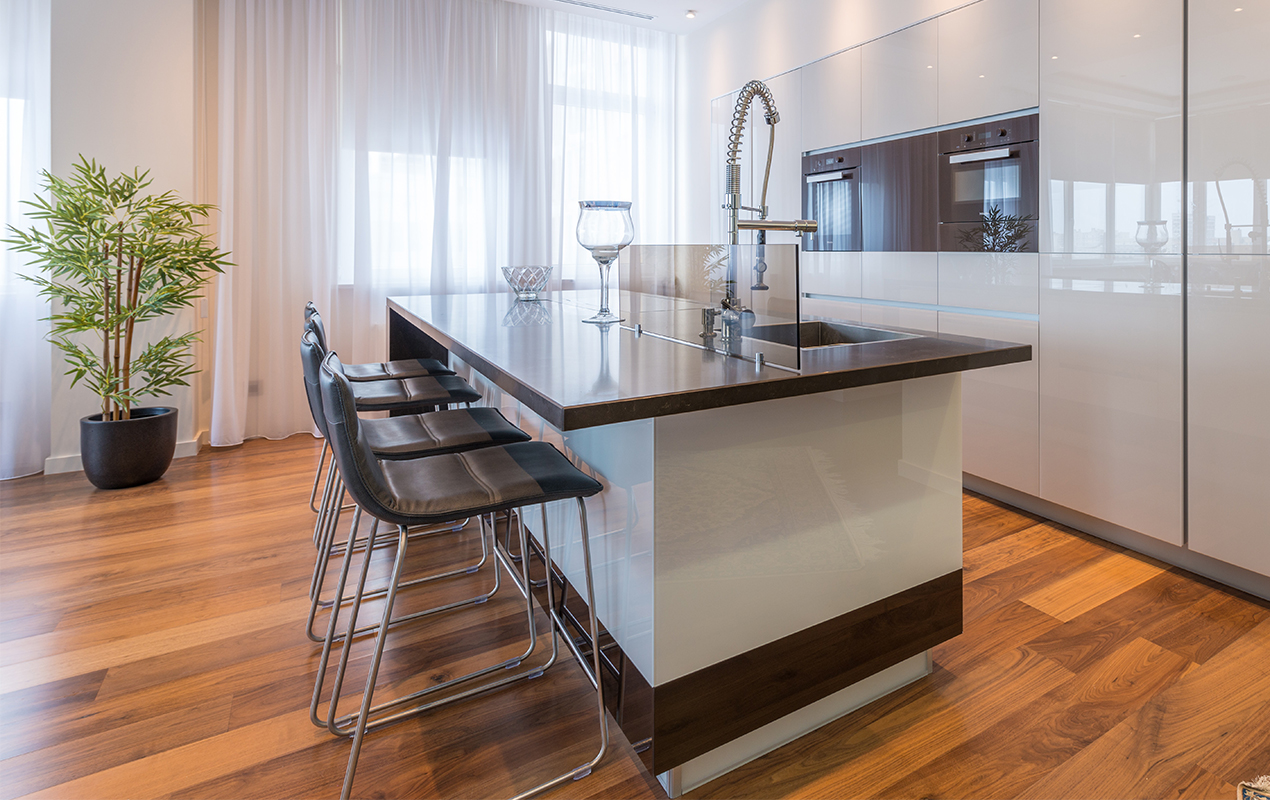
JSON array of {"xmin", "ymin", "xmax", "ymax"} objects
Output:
[{"xmin": 508, "ymin": 0, "xmax": 752, "ymax": 34}]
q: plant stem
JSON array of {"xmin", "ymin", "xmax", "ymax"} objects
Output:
[
  {"xmin": 122, "ymin": 254, "xmax": 140, "ymax": 420},
  {"xmin": 102, "ymin": 243, "xmax": 112, "ymax": 419},
  {"xmin": 114, "ymin": 230, "xmax": 123, "ymax": 420}
]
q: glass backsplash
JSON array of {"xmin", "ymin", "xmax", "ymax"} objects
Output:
[{"xmin": 620, "ymin": 244, "xmax": 802, "ymax": 370}]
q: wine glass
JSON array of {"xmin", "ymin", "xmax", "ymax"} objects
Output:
[{"xmin": 576, "ymin": 200, "xmax": 634, "ymax": 325}]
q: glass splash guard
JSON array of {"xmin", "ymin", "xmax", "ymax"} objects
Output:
[{"xmin": 619, "ymin": 244, "xmax": 802, "ymax": 370}]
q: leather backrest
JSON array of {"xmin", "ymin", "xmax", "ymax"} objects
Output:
[
  {"xmin": 300, "ymin": 329, "xmax": 329, "ymax": 438},
  {"xmin": 319, "ymin": 351, "xmax": 396, "ymax": 521},
  {"xmin": 305, "ymin": 308, "xmax": 330, "ymax": 352}
]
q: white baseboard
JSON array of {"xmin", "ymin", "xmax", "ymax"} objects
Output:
[{"xmin": 44, "ymin": 429, "xmax": 209, "ymax": 476}]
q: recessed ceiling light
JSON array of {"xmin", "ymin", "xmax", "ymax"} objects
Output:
[
  {"xmin": 926, "ymin": 65, "xmax": 933, "ymax": 69},
  {"xmin": 1051, "ymin": 55, "xmax": 1059, "ymax": 60},
  {"xmin": 1234, "ymin": 6, "xmax": 1243, "ymax": 10},
  {"xmin": 1133, "ymin": 33, "xmax": 1141, "ymax": 38},
  {"xmin": 685, "ymin": 9, "xmax": 696, "ymax": 18}
]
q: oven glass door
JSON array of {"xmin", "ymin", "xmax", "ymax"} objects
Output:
[
  {"xmin": 803, "ymin": 170, "xmax": 861, "ymax": 252},
  {"xmin": 940, "ymin": 140, "xmax": 1038, "ymax": 224}
]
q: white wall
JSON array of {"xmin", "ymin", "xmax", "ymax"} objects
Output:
[
  {"xmin": 676, "ymin": 0, "xmax": 968, "ymax": 244},
  {"xmin": 47, "ymin": 0, "xmax": 201, "ymax": 473}
]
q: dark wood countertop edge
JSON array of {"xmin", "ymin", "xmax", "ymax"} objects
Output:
[{"xmin": 389, "ymin": 298, "xmax": 1031, "ymax": 431}]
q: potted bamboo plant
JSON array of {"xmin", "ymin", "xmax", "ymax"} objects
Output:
[{"xmin": 4, "ymin": 157, "xmax": 229, "ymax": 489}]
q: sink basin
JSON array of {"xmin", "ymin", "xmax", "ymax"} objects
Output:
[{"xmin": 745, "ymin": 320, "xmax": 917, "ymax": 348}]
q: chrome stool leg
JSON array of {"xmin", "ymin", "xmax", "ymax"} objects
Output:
[
  {"xmin": 509, "ymin": 497, "xmax": 609, "ymax": 798},
  {"xmin": 308, "ymin": 438, "xmax": 330, "ymax": 514}
]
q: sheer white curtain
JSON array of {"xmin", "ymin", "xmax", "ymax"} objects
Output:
[
  {"xmin": 211, "ymin": 0, "xmax": 341, "ymax": 445},
  {"xmin": 0, "ymin": 0, "xmax": 51, "ymax": 479},
  {"xmin": 210, "ymin": 0, "xmax": 676, "ymax": 444}
]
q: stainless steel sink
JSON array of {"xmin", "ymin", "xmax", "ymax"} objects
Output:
[{"xmin": 744, "ymin": 320, "xmax": 917, "ymax": 348}]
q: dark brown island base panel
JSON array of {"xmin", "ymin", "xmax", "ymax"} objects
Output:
[{"xmin": 387, "ymin": 291, "xmax": 1030, "ymax": 793}]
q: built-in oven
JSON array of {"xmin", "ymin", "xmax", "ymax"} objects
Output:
[
  {"xmin": 938, "ymin": 113, "xmax": 1039, "ymax": 252},
  {"xmin": 801, "ymin": 146, "xmax": 862, "ymax": 252}
]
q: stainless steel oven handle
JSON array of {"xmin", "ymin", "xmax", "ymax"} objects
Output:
[
  {"xmin": 805, "ymin": 170, "xmax": 854, "ymax": 184},
  {"xmin": 948, "ymin": 147, "xmax": 1014, "ymax": 165}
]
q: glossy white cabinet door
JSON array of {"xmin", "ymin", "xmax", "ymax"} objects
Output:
[
  {"xmin": 860, "ymin": 19, "xmax": 938, "ymax": 141},
  {"xmin": 1188, "ymin": 257, "xmax": 1270, "ymax": 577},
  {"xmin": 801, "ymin": 296, "xmax": 863, "ymax": 324},
  {"xmin": 939, "ymin": 312, "xmax": 1039, "ymax": 495},
  {"xmin": 802, "ymin": 47, "xmax": 862, "ymax": 152},
  {"xmin": 1186, "ymin": 0, "xmax": 1270, "ymax": 578},
  {"xmin": 862, "ymin": 251, "xmax": 938, "ymax": 304},
  {"xmin": 938, "ymin": 0, "xmax": 1039, "ymax": 125},
  {"xmin": 1039, "ymin": 254, "xmax": 1183, "ymax": 544},
  {"xmin": 1039, "ymin": 0, "xmax": 1183, "ymax": 256},
  {"xmin": 800, "ymin": 250, "xmax": 862, "ymax": 298},
  {"xmin": 938, "ymin": 251, "xmax": 1040, "ymax": 314},
  {"xmin": 860, "ymin": 303, "xmax": 938, "ymax": 334}
]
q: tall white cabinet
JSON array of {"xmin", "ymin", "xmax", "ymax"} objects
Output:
[
  {"xmin": 1186, "ymin": 0, "xmax": 1270, "ymax": 577},
  {"xmin": 1037, "ymin": 0, "xmax": 1185, "ymax": 545}
]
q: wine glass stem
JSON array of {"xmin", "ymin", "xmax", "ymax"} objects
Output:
[{"xmin": 596, "ymin": 256, "xmax": 615, "ymax": 315}]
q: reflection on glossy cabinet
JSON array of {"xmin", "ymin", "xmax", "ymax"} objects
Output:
[
  {"xmin": 800, "ymin": 251, "xmax": 862, "ymax": 298},
  {"xmin": 1039, "ymin": 254, "xmax": 1183, "ymax": 545},
  {"xmin": 802, "ymin": 47, "xmax": 862, "ymax": 152},
  {"xmin": 861, "ymin": 19, "xmax": 938, "ymax": 141},
  {"xmin": 862, "ymin": 251, "xmax": 938, "ymax": 304},
  {"xmin": 938, "ymin": 251, "xmax": 1039, "ymax": 314},
  {"xmin": 861, "ymin": 303, "xmax": 937, "ymax": 334},
  {"xmin": 938, "ymin": 0, "xmax": 1039, "ymax": 125},
  {"xmin": 1039, "ymin": 0, "xmax": 1183, "ymax": 255},
  {"xmin": 939, "ymin": 312, "xmax": 1039, "ymax": 495},
  {"xmin": 1188, "ymin": 257, "xmax": 1270, "ymax": 577}
]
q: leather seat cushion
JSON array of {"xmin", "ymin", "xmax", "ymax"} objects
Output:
[
  {"xmin": 350, "ymin": 374, "xmax": 481, "ymax": 411},
  {"xmin": 344, "ymin": 357, "xmax": 455, "ymax": 381},
  {"xmin": 378, "ymin": 442, "xmax": 603, "ymax": 523},
  {"xmin": 363, "ymin": 408, "xmax": 531, "ymax": 458}
]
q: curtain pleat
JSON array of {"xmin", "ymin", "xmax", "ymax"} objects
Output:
[
  {"xmin": 210, "ymin": 0, "xmax": 675, "ymax": 445},
  {"xmin": 0, "ymin": 0, "xmax": 51, "ymax": 479}
]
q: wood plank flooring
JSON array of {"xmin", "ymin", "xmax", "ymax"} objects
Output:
[{"xmin": 2, "ymin": 436, "xmax": 1268, "ymax": 799}]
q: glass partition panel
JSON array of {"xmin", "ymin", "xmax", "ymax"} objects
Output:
[{"xmin": 621, "ymin": 244, "xmax": 802, "ymax": 369}]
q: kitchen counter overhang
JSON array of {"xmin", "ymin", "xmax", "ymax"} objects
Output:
[{"xmin": 387, "ymin": 291, "xmax": 1032, "ymax": 430}]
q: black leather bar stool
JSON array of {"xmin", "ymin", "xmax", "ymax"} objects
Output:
[
  {"xmin": 318, "ymin": 351, "xmax": 608, "ymax": 800},
  {"xmin": 303, "ymin": 302, "xmax": 459, "ymax": 515},
  {"xmin": 299, "ymin": 330, "xmax": 531, "ymax": 643},
  {"xmin": 300, "ymin": 324, "xmax": 481, "ymax": 550}
]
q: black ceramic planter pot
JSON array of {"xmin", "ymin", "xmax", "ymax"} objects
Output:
[{"xmin": 80, "ymin": 407, "xmax": 178, "ymax": 490}]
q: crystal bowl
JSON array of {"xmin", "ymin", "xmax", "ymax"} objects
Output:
[{"xmin": 501, "ymin": 266, "xmax": 552, "ymax": 301}]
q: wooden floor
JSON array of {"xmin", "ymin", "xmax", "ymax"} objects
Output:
[{"xmin": 1, "ymin": 436, "xmax": 1267, "ymax": 800}]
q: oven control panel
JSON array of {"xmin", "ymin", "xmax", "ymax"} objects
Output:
[{"xmin": 939, "ymin": 113, "xmax": 1038, "ymax": 154}]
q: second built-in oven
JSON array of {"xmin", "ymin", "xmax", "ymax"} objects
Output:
[
  {"xmin": 802, "ymin": 146, "xmax": 862, "ymax": 252},
  {"xmin": 939, "ymin": 113, "xmax": 1039, "ymax": 252}
]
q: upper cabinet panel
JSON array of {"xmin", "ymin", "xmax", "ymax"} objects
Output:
[
  {"xmin": 802, "ymin": 48, "xmax": 862, "ymax": 152},
  {"xmin": 938, "ymin": 0, "xmax": 1040, "ymax": 125},
  {"xmin": 1039, "ymin": 0, "xmax": 1183, "ymax": 255},
  {"xmin": 861, "ymin": 19, "xmax": 939, "ymax": 141},
  {"xmin": 1188, "ymin": 0, "xmax": 1270, "ymax": 255}
]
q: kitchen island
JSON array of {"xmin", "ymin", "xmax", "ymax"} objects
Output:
[{"xmin": 387, "ymin": 290, "xmax": 1030, "ymax": 796}]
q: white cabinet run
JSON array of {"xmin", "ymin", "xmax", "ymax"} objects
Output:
[
  {"xmin": 860, "ymin": 19, "xmax": 938, "ymax": 141},
  {"xmin": 939, "ymin": 312, "xmax": 1040, "ymax": 496},
  {"xmin": 802, "ymin": 48, "xmax": 861, "ymax": 152},
  {"xmin": 938, "ymin": 0, "xmax": 1039, "ymax": 126}
]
